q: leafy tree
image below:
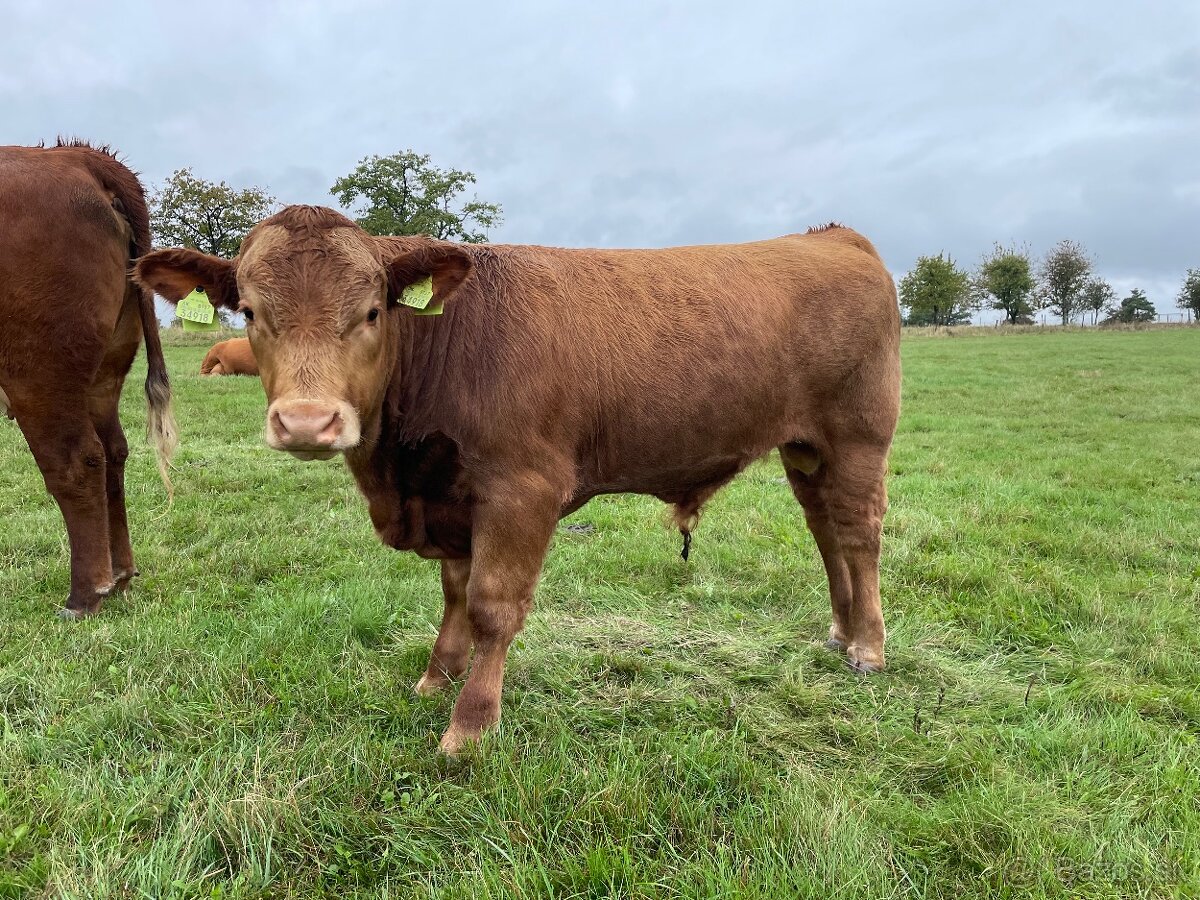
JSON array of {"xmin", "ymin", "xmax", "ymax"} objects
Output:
[
  {"xmin": 330, "ymin": 150, "xmax": 502, "ymax": 242},
  {"xmin": 1081, "ymin": 277, "xmax": 1116, "ymax": 326},
  {"xmin": 975, "ymin": 244, "xmax": 1036, "ymax": 324},
  {"xmin": 1038, "ymin": 240, "xmax": 1093, "ymax": 325},
  {"xmin": 149, "ymin": 168, "xmax": 277, "ymax": 257},
  {"xmin": 1177, "ymin": 269, "xmax": 1200, "ymax": 322},
  {"xmin": 1104, "ymin": 288, "xmax": 1156, "ymax": 324},
  {"xmin": 899, "ymin": 254, "xmax": 976, "ymax": 327}
]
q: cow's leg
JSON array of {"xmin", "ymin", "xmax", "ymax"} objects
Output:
[
  {"xmin": 439, "ymin": 485, "xmax": 559, "ymax": 755},
  {"xmin": 88, "ymin": 389, "xmax": 135, "ymax": 590},
  {"xmin": 89, "ymin": 298, "xmax": 140, "ymax": 590},
  {"xmin": 414, "ymin": 557, "xmax": 473, "ymax": 696},
  {"xmin": 781, "ymin": 444, "xmax": 853, "ymax": 652},
  {"xmin": 823, "ymin": 444, "xmax": 890, "ymax": 674},
  {"xmin": 17, "ymin": 408, "xmax": 113, "ymax": 617}
]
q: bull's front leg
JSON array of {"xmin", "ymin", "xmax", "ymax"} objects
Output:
[
  {"xmin": 438, "ymin": 479, "xmax": 560, "ymax": 755},
  {"xmin": 414, "ymin": 557, "xmax": 473, "ymax": 695}
]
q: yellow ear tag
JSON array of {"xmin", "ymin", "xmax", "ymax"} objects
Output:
[
  {"xmin": 176, "ymin": 287, "xmax": 216, "ymax": 324},
  {"xmin": 400, "ymin": 276, "xmax": 443, "ymax": 316}
]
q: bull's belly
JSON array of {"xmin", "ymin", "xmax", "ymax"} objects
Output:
[
  {"xmin": 578, "ymin": 417, "xmax": 789, "ymax": 498},
  {"xmin": 574, "ymin": 447, "xmax": 767, "ymax": 509}
]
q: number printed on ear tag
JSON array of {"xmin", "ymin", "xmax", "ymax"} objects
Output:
[
  {"xmin": 400, "ymin": 276, "xmax": 436, "ymax": 311},
  {"xmin": 177, "ymin": 287, "xmax": 216, "ymax": 324}
]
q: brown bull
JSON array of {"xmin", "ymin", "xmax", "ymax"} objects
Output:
[
  {"xmin": 137, "ymin": 205, "xmax": 900, "ymax": 753},
  {"xmin": 0, "ymin": 140, "xmax": 176, "ymax": 617},
  {"xmin": 200, "ymin": 337, "xmax": 258, "ymax": 376}
]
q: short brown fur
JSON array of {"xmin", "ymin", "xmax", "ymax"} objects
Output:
[
  {"xmin": 1, "ymin": 141, "xmax": 177, "ymax": 616},
  {"xmin": 200, "ymin": 337, "xmax": 258, "ymax": 376},
  {"xmin": 137, "ymin": 206, "xmax": 901, "ymax": 752}
]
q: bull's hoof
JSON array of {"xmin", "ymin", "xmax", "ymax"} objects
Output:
[
  {"xmin": 846, "ymin": 645, "xmax": 885, "ymax": 674},
  {"xmin": 438, "ymin": 722, "xmax": 485, "ymax": 756},
  {"xmin": 112, "ymin": 569, "xmax": 140, "ymax": 592},
  {"xmin": 414, "ymin": 673, "xmax": 452, "ymax": 697},
  {"xmin": 825, "ymin": 633, "xmax": 848, "ymax": 653},
  {"xmin": 58, "ymin": 583, "xmax": 114, "ymax": 620}
]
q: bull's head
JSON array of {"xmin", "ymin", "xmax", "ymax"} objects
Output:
[{"xmin": 135, "ymin": 206, "xmax": 471, "ymax": 460}]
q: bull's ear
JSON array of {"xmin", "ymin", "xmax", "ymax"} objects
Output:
[
  {"xmin": 385, "ymin": 243, "xmax": 472, "ymax": 310},
  {"xmin": 134, "ymin": 248, "xmax": 240, "ymax": 311}
]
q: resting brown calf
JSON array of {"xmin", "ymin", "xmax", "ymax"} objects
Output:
[
  {"xmin": 200, "ymin": 337, "xmax": 258, "ymax": 376},
  {"xmin": 137, "ymin": 206, "xmax": 900, "ymax": 753},
  {"xmin": 0, "ymin": 141, "xmax": 176, "ymax": 617}
]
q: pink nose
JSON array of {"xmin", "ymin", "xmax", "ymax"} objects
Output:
[{"xmin": 270, "ymin": 400, "xmax": 344, "ymax": 449}]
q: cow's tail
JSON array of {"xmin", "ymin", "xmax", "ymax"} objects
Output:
[{"xmin": 137, "ymin": 286, "xmax": 179, "ymax": 498}]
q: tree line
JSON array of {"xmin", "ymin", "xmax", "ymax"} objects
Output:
[
  {"xmin": 901, "ymin": 242, "xmax": 1200, "ymax": 328},
  {"xmin": 147, "ymin": 157, "xmax": 1200, "ymax": 330}
]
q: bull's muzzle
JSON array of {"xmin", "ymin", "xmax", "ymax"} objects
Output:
[{"xmin": 266, "ymin": 399, "xmax": 360, "ymax": 460}]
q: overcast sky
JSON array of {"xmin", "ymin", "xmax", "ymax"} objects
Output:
[{"xmin": 4, "ymin": 1, "xmax": 1197, "ymax": 319}]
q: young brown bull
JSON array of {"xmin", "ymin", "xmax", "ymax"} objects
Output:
[
  {"xmin": 0, "ymin": 141, "xmax": 177, "ymax": 617},
  {"xmin": 137, "ymin": 205, "xmax": 901, "ymax": 754}
]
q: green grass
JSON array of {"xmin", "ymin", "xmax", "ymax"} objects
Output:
[{"xmin": 1, "ymin": 328, "xmax": 1198, "ymax": 898}]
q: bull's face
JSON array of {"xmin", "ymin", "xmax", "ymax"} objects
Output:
[{"xmin": 136, "ymin": 206, "xmax": 471, "ymax": 461}]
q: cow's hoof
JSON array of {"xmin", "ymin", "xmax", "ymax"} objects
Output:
[
  {"xmin": 58, "ymin": 584, "xmax": 113, "ymax": 620},
  {"xmin": 113, "ymin": 569, "xmax": 139, "ymax": 592},
  {"xmin": 846, "ymin": 645, "xmax": 885, "ymax": 674},
  {"xmin": 414, "ymin": 673, "xmax": 451, "ymax": 697},
  {"xmin": 438, "ymin": 723, "xmax": 484, "ymax": 757},
  {"xmin": 825, "ymin": 630, "xmax": 848, "ymax": 652}
]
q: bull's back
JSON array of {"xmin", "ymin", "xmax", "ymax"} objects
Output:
[{"xmin": 470, "ymin": 230, "xmax": 898, "ymax": 481}]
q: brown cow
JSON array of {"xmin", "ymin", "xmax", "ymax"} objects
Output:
[
  {"xmin": 0, "ymin": 140, "xmax": 177, "ymax": 617},
  {"xmin": 137, "ymin": 206, "xmax": 900, "ymax": 753},
  {"xmin": 200, "ymin": 337, "xmax": 258, "ymax": 376}
]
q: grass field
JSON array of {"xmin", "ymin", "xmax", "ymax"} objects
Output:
[{"xmin": 1, "ymin": 328, "xmax": 1198, "ymax": 898}]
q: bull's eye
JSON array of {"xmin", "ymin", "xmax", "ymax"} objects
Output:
[
  {"xmin": 366, "ymin": 308, "xmax": 380, "ymax": 324},
  {"xmin": 241, "ymin": 308, "xmax": 255, "ymax": 323}
]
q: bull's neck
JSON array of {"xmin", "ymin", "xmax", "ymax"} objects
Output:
[{"xmin": 387, "ymin": 287, "xmax": 462, "ymax": 440}]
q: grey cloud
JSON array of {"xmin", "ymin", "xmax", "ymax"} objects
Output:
[{"xmin": 3, "ymin": 0, "xmax": 1197, "ymax": 318}]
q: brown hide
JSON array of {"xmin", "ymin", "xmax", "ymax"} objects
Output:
[
  {"xmin": 136, "ymin": 206, "xmax": 900, "ymax": 752},
  {"xmin": 0, "ymin": 140, "xmax": 176, "ymax": 616},
  {"xmin": 200, "ymin": 337, "xmax": 258, "ymax": 376}
]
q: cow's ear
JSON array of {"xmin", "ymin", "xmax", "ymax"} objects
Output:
[
  {"xmin": 385, "ymin": 243, "xmax": 472, "ymax": 310},
  {"xmin": 134, "ymin": 249, "xmax": 240, "ymax": 311}
]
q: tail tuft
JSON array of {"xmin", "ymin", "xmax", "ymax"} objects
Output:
[{"xmin": 136, "ymin": 285, "xmax": 178, "ymax": 499}]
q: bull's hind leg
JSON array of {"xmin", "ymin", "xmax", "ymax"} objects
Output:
[
  {"xmin": 88, "ymin": 299, "xmax": 141, "ymax": 590},
  {"xmin": 89, "ymin": 390, "xmax": 135, "ymax": 589},
  {"xmin": 825, "ymin": 444, "xmax": 890, "ymax": 673},
  {"xmin": 415, "ymin": 557, "xmax": 473, "ymax": 696},
  {"xmin": 783, "ymin": 440, "xmax": 889, "ymax": 672},
  {"xmin": 781, "ymin": 442, "xmax": 853, "ymax": 651},
  {"xmin": 17, "ymin": 405, "xmax": 114, "ymax": 617}
]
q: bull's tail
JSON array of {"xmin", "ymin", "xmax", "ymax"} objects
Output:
[{"xmin": 136, "ymin": 284, "xmax": 178, "ymax": 497}]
